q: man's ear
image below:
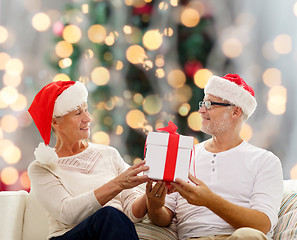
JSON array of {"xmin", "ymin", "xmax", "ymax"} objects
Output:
[{"xmin": 232, "ymin": 106, "xmax": 242, "ymax": 119}]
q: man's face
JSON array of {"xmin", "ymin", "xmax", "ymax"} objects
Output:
[{"xmin": 198, "ymin": 94, "xmax": 234, "ymax": 136}]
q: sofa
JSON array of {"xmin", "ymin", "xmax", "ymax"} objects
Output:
[{"xmin": 1, "ymin": 180, "xmax": 297, "ymax": 240}]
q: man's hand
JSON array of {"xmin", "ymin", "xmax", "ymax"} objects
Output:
[{"xmin": 171, "ymin": 173, "xmax": 213, "ymax": 207}]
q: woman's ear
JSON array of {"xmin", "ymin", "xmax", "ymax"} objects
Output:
[{"xmin": 52, "ymin": 118, "xmax": 59, "ymax": 130}]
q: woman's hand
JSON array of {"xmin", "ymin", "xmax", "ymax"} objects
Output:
[
  {"xmin": 113, "ymin": 160, "xmax": 149, "ymax": 190},
  {"xmin": 146, "ymin": 180, "xmax": 167, "ymax": 210}
]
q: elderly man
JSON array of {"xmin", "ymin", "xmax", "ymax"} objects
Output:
[{"xmin": 146, "ymin": 74, "xmax": 283, "ymax": 240}]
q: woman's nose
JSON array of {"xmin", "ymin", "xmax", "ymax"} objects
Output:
[{"xmin": 83, "ymin": 111, "xmax": 91, "ymax": 122}]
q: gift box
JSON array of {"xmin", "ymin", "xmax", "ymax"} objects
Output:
[{"xmin": 144, "ymin": 121, "xmax": 194, "ymax": 182}]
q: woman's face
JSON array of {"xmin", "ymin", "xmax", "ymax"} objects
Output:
[{"xmin": 53, "ymin": 102, "xmax": 91, "ymax": 143}]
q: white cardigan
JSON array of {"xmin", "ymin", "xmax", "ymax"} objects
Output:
[{"xmin": 28, "ymin": 142, "xmax": 143, "ymax": 239}]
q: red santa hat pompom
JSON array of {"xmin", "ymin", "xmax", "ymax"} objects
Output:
[
  {"xmin": 204, "ymin": 73, "xmax": 257, "ymax": 118},
  {"xmin": 28, "ymin": 81, "xmax": 88, "ymax": 145}
]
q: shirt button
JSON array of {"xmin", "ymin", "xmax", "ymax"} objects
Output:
[
  {"xmin": 212, "ymin": 168, "xmax": 215, "ymax": 172},
  {"xmin": 213, "ymin": 154, "xmax": 216, "ymax": 157},
  {"xmin": 212, "ymin": 160, "xmax": 215, "ymax": 164}
]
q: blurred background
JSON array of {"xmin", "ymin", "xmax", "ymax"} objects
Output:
[{"xmin": 0, "ymin": 0, "xmax": 296, "ymax": 191}]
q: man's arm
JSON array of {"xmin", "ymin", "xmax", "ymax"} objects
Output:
[
  {"xmin": 146, "ymin": 180, "xmax": 174, "ymax": 227},
  {"xmin": 172, "ymin": 174, "xmax": 271, "ymax": 234}
]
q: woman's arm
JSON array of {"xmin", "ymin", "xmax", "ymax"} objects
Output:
[{"xmin": 94, "ymin": 160, "xmax": 149, "ymax": 206}]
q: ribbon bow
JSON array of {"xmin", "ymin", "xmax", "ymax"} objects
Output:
[{"xmin": 157, "ymin": 121, "xmax": 178, "ymax": 134}]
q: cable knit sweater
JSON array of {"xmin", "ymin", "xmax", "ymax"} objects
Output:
[{"xmin": 28, "ymin": 142, "xmax": 144, "ymax": 239}]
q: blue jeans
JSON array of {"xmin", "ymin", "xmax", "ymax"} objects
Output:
[{"xmin": 51, "ymin": 206, "xmax": 139, "ymax": 240}]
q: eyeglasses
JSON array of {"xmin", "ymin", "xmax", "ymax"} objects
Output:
[{"xmin": 199, "ymin": 100, "xmax": 234, "ymax": 110}]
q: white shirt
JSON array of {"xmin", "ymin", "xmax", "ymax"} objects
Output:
[
  {"xmin": 165, "ymin": 140, "xmax": 283, "ymax": 240},
  {"xmin": 28, "ymin": 142, "xmax": 143, "ymax": 239}
]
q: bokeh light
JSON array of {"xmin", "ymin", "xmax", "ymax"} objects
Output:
[
  {"xmin": 53, "ymin": 73, "xmax": 71, "ymax": 82},
  {"xmin": 126, "ymin": 45, "xmax": 146, "ymax": 64},
  {"xmin": 156, "ymin": 68, "xmax": 165, "ymax": 78},
  {"xmin": 178, "ymin": 103, "xmax": 191, "ymax": 116},
  {"xmin": 0, "ymin": 87, "xmax": 18, "ymax": 105},
  {"xmin": 126, "ymin": 109, "xmax": 146, "ymax": 128},
  {"xmin": 143, "ymin": 95, "xmax": 163, "ymax": 115},
  {"xmin": 63, "ymin": 24, "xmax": 82, "ymax": 43},
  {"xmin": 0, "ymin": 139, "xmax": 13, "ymax": 156},
  {"xmin": 194, "ymin": 69, "xmax": 213, "ymax": 89},
  {"xmin": 290, "ymin": 163, "xmax": 297, "ymax": 179},
  {"xmin": 92, "ymin": 131, "xmax": 110, "ymax": 145},
  {"xmin": 155, "ymin": 55, "xmax": 165, "ymax": 67},
  {"xmin": 20, "ymin": 171, "xmax": 31, "ymax": 189},
  {"xmin": 133, "ymin": 93, "xmax": 144, "ymax": 105},
  {"xmin": 10, "ymin": 94, "xmax": 27, "ymax": 111},
  {"xmin": 3, "ymin": 73, "xmax": 22, "ymax": 87},
  {"xmin": 187, "ymin": 112, "xmax": 202, "ymax": 131},
  {"xmin": 174, "ymin": 85, "xmax": 193, "ymax": 104},
  {"xmin": 222, "ymin": 38, "xmax": 242, "ymax": 58},
  {"xmin": 262, "ymin": 68, "xmax": 282, "ymax": 87},
  {"xmin": 2, "ymin": 145, "xmax": 21, "ymax": 164},
  {"xmin": 0, "ymin": 52, "xmax": 11, "ymax": 70},
  {"xmin": 55, "ymin": 41, "xmax": 73, "ymax": 58},
  {"xmin": 143, "ymin": 30, "xmax": 163, "ymax": 50},
  {"xmin": 1, "ymin": 115, "xmax": 19, "ymax": 133},
  {"xmin": 59, "ymin": 58, "xmax": 72, "ymax": 68},
  {"xmin": 267, "ymin": 85, "xmax": 287, "ymax": 115},
  {"xmin": 88, "ymin": 24, "xmax": 106, "ymax": 43},
  {"xmin": 167, "ymin": 69, "xmax": 186, "ymax": 88},
  {"xmin": 180, "ymin": 8, "xmax": 200, "ymax": 27},
  {"xmin": 91, "ymin": 67, "xmax": 110, "ymax": 86},
  {"xmin": 170, "ymin": 0, "xmax": 178, "ymax": 7},
  {"xmin": 0, "ymin": 26, "xmax": 9, "ymax": 43},
  {"xmin": 273, "ymin": 34, "xmax": 292, "ymax": 54},
  {"xmin": 115, "ymin": 125, "xmax": 124, "ymax": 135},
  {"xmin": 81, "ymin": 4, "xmax": 89, "ymax": 14},
  {"xmin": 32, "ymin": 12, "xmax": 51, "ymax": 32},
  {"xmin": 115, "ymin": 60, "xmax": 124, "ymax": 70},
  {"xmin": 294, "ymin": 2, "xmax": 297, "ymax": 17},
  {"xmin": 163, "ymin": 27, "xmax": 174, "ymax": 37},
  {"xmin": 240, "ymin": 123, "xmax": 253, "ymax": 141},
  {"xmin": 5, "ymin": 58, "xmax": 24, "ymax": 75},
  {"xmin": 1, "ymin": 167, "xmax": 19, "ymax": 185}
]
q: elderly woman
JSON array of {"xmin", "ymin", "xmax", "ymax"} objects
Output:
[{"xmin": 28, "ymin": 81, "xmax": 149, "ymax": 240}]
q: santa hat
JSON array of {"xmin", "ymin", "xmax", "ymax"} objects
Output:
[
  {"xmin": 204, "ymin": 73, "xmax": 257, "ymax": 118},
  {"xmin": 28, "ymin": 81, "xmax": 88, "ymax": 145}
]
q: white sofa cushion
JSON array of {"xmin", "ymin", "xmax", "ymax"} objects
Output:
[
  {"xmin": 0, "ymin": 191, "xmax": 27, "ymax": 240},
  {"xmin": 22, "ymin": 190, "xmax": 49, "ymax": 240}
]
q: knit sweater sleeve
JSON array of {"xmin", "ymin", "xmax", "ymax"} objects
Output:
[
  {"xmin": 28, "ymin": 161, "xmax": 101, "ymax": 226},
  {"xmin": 113, "ymin": 149, "xmax": 146, "ymax": 223}
]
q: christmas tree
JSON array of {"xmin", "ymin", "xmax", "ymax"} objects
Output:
[{"xmin": 46, "ymin": 0, "xmax": 215, "ymax": 164}]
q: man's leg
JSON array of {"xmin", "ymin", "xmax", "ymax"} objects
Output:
[
  {"xmin": 227, "ymin": 228, "xmax": 267, "ymax": 240},
  {"xmin": 51, "ymin": 206, "xmax": 139, "ymax": 240}
]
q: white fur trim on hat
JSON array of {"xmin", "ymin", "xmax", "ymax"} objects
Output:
[
  {"xmin": 53, "ymin": 81, "xmax": 88, "ymax": 117},
  {"xmin": 34, "ymin": 142, "xmax": 58, "ymax": 169},
  {"xmin": 204, "ymin": 76, "xmax": 257, "ymax": 118}
]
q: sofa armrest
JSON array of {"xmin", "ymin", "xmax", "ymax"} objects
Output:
[
  {"xmin": 0, "ymin": 191, "xmax": 28, "ymax": 240},
  {"xmin": 283, "ymin": 180, "xmax": 297, "ymax": 192}
]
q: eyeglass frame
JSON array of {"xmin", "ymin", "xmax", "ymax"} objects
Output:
[{"xmin": 199, "ymin": 100, "xmax": 234, "ymax": 110}]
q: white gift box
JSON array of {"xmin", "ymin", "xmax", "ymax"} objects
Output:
[{"xmin": 144, "ymin": 131, "xmax": 194, "ymax": 182}]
